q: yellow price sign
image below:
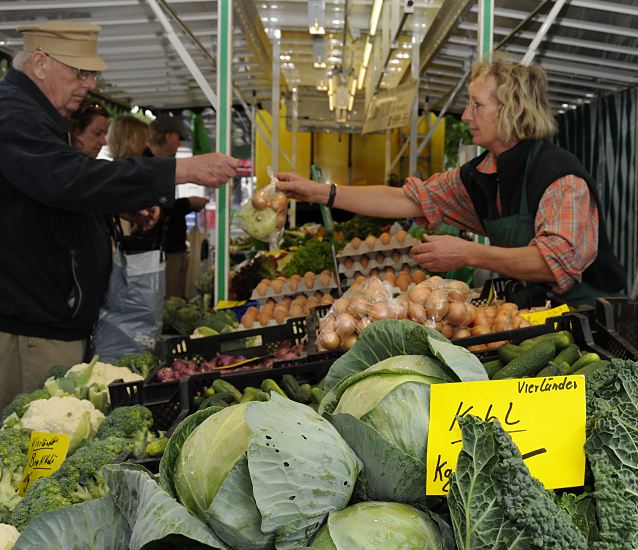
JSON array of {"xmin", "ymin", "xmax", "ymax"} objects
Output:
[
  {"xmin": 20, "ymin": 432, "xmax": 70, "ymax": 495},
  {"xmin": 426, "ymin": 376, "xmax": 586, "ymax": 495},
  {"xmin": 519, "ymin": 304, "xmax": 570, "ymax": 325},
  {"xmin": 215, "ymin": 300, "xmax": 247, "ymax": 310}
]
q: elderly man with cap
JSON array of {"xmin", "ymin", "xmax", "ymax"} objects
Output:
[{"xmin": 0, "ymin": 20, "xmax": 238, "ymax": 409}]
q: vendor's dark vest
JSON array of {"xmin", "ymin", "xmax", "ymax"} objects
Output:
[{"xmin": 459, "ymin": 140, "xmax": 625, "ymax": 300}]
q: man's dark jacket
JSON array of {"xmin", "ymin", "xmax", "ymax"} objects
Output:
[{"xmin": 0, "ymin": 68, "xmax": 176, "ymax": 340}]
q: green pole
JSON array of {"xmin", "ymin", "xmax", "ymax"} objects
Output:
[
  {"xmin": 478, "ymin": 0, "xmax": 494, "ymax": 62},
  {"xmin": 215, "ymin": 0, "xmax": 232, "ymax": 302}
]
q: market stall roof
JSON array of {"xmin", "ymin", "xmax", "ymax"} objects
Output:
[{"xmin": 0, "ymin": 1, "xmax": 637, "ymax": 128}]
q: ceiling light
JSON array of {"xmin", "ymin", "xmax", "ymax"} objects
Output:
[
  {"xmin": 350, "ymin": 79, "xmax": 357, "ymax": 96},
  {"xmin": 369, "ymin": 0, "xmax": 384, "ymax": 36},
  {"xmin": 329, "ymin": 94, "xmax": 335, "ymax": 111},
  {"xmin": 314, "ymin": 60, "xmax": 327, "ymax": 69},
  {"xmin": 347, "ymin": 95, "xmax": 354, "ymax": 112},
  {"xmin": 561, "ymin": 103, "xmax": 569, "ymax": 108},
  {"xmin": 317, "ymin": 80, "xmax": 328, "ymax": 91},
  {"xmin": 362, "ymin": 40, "xmax": 373, "ymax": 68},
  {"xmin": 331, "ymin": 19, "xmax": 343, "ymax": 25},
  {"xmin": 357, "ymin": 66, "xmax": 366, "ymax": 89},
  {"xmin": 586, "ymin": 92, "xmax": 595, "ymax": 98}
]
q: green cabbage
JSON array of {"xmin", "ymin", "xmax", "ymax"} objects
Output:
[
  {"xmin": 238, "ymin": 202, "xmax": 278, "ymax": 241},
  {"xmin": 160, "ymin": 394, "xmax": 362, "ymax": 549},
  {"xmin": 319, "ymin": 321, "xmax": 486, "ymax": 504},
  {"xmin": 309, "ymin": 501, "xmax": 454, "ymax": 550}
]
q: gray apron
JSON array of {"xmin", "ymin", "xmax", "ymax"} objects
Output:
[{"xmin": 481, "ymin": 141, "xmax": 608, "ymax": 306}]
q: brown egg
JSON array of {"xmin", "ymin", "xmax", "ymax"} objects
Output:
[
  {"xmin": 306, "ymin": 297, "xmax": 320, "ymax": 309},
  {"xmin": 246, "ymin": 306, "xmax": 259, "ymax": 315},
  {"xmin": 375, "ymin": 252, "xmax": 386, "ymax": 266},
  {"xmin": 359, "ymin": 255, "xmax": 370, "ymax": 268},
  {"xmin": 380, "ymin": 232, "xmax": 391, "ymax": 245},
  {"xmin": 400, "ymin": 262, "xmax": 411, "ymax": 272},
  {"xmin": 287, "ymin": 278, "xmax": 298, "ymax": 292},
  {"xmin": 412, "ymin": 270, "xmax": 426, "ymax": 284},
  {"xmin": 391, "ymin": 250, "xmax": 402, "ymax": 264},
  {"xmin": 303, "ymin": 271, "xmax": 316, "ymax": 289},
  {"xmin": 396, "ymin": 276, "xmax": 410, "ymax": 292},
  {"xmin": 257, "ymin": 310, "xmax": 271, "ymax": 326},
  {"xmin": 273, "ymin": 309, "xmax": 287, "ymax": 324},
  {"xmin": 263, "ymin": 298, "xmax": 276, "ymax": 312},
  {"xmin": 241, "ymin": 310, "xmax": 257, "ymax": 329},
  {"xmin": 365, "ymin": 234, "xmax": 377, "ymax": 250},
  {"xmin": 255, "ymin": 282, "xmax": 269, "ymax": 296},
  {"xmin": 271, "ymin": 279, "xmax": 285, "ymax": 293},
  {"xmin": 319, "ymin": 271, "xmax": 332, "ymax": 287},
  {"xmin": 370, "ymin": 268, "xmax": 380, "ymax": 277},
  {"xmin": 289, "ymin": 304, "xmax": 304, "ymax": 317},
  {"xmin": 384, "ymin": 272, "xmax": 396, "ymax": 287},
  {"xmin": 351, "ymin": 237, "xmax": 362, "ymax": 250},
  {"xmin": 395, "ymin": 230, "xmax": 407, "ymax": 244},
  {"xmin": 344, "ymin": 257, "xmax": 354, "ymax": 270},
  {"xmin": 291, "ymin": 274, "xmax": 302, "ymax": 283}
]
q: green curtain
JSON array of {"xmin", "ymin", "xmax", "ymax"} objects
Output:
[
  {"xmin": 190, "ymin": 112, "xmax": 212, "ymax": 156},
  {"xmin": 556, "ymin": 88, "xmax": 638, "ymax": 294}
]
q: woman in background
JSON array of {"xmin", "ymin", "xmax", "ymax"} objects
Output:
[{"xmin": 68, "ymin": 100, "xmax": 109, "ymax": 158}]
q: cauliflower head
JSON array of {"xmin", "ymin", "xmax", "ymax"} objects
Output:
[{"xmin": 0, "ymin": 522, "xmax": 19, "ymax": 549}]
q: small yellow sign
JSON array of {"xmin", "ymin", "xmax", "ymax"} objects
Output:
[
  {"xmin": 426, "ymin": 376, "xmax": 586, "ymax": 495},
  {"xmin": 215, "ymin": 300, "xmax": 247, "ymax": 310},
  {"xmin": 519, "ymin": 304, "xmax": 570, "ymax": 325},
  {"xmin": 19, "ymin": 432, "xmax": 70, "ymax": 495}
]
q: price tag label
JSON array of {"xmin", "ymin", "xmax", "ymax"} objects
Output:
[
  {"xmin": 20, "ymin": 432, "xmax": 70, "ymax": 495},
  {"xmin": 426, "ymin": 376, "xmax": 586, "ymax": 495},
  {"xmin": 215, "ymin": 300, "xmax": 247, "ymax": 310},
  {"xmin": 519, "ymin": 304, "xmax": 570, "ymax": 325}
]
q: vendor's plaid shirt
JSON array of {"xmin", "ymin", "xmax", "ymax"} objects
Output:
[{"xmin": 403, "ymin": 152, "xmax": 598, "ymax": 294}]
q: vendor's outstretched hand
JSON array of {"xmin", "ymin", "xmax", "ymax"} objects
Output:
[
  {"xmin": 410, "ymin": 234, "xmax": 473, "ymax": 272},
  {"xmin": 276, "ymin": 172, "xmax": 322, "ymax": 203}
]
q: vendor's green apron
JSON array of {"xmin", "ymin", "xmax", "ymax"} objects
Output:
[{"xmin": 481, "ymin": 141, "xmax": 611, "ymax": 307}]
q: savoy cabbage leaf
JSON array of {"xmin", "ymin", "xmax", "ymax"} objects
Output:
[
  {"xmin": 585, "ymin": 358, "xmax": 638, "ymax": 550},
  {"xmin": 447, "ymin": 415, "xmax": 587, "ymax": 550}
]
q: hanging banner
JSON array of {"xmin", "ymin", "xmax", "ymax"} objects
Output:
[
  {"xmin": 362, "ymin": 80, "xmax": 418, "ymax": 134},
  {"xmin": 426, "ymin": 376, "xmax": 586, "ymax": 495}
]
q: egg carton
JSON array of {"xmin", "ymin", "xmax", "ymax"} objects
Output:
[
  {"xmin": 337, "ymin": 234, "xmax": 419, "ymax": 258},
  {"xmin": 338, "ymin": 254, "xmax": 417, "ymax": 277},
  {"xmin": 250, "ymin": 276, "xmax": 338, "ymax": 301}
]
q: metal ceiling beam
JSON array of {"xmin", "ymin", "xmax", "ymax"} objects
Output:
[
  {"xmin": 234, "ymin": 0, "xmax": 281, "ymax": 92},
  {"xmin": 569, "ymin": 0, "xmax": 638, "ymax": 17},
  {"xmin": 399, "ymin": 0, "xmax": 473, "ymax": 86}
]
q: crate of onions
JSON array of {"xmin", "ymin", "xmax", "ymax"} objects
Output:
[{"xmin": 315, "ymin": 275, "xmax": 534, "ymax": 352}]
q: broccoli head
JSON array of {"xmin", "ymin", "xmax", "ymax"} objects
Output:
[
  {"xmin": 116, "ymin": 352, "xmax": 159, "ymax": 380},
  {"xmin": 0, "ymin": 429, "xmax": 30, "ymax": 523},
  {"xmin": 0, "ymin": 390, "xmax": 49, "ymax": 425},
  {"xmin": 9, "ymin": 476, "xmax": 73, "ymax": 531},
  {"xmin": 95, "ymin": 405, "xmax": 155, "ymax": 457}
]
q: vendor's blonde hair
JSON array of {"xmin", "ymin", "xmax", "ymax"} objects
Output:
[
  {"xmin": 471, "ymin": 55, "xmax": 557, "ymax": 142},
  {"xmin": 107, "ymin": 115, "xmax": 149, "ymax": 159}
]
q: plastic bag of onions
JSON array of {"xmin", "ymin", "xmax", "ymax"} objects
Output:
[
  {"xmin": 239, "ymin": 174, "xmax": 288, "ymax": 249},
  {"xmin": 316, "ymin": 277, "xmax": 404, "ymax": 352}
]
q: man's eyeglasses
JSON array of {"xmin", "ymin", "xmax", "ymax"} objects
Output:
[{"xmin": 41, "ymin": 52, "xmax": 100, "ymax": 81}]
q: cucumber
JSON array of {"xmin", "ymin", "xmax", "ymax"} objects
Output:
[
  {"xmin": 482, "ymin": 359, "xmax": 503, "ymax": 379},
  {"xmin": 520, "ymin": 331, "xmax": 574, "ymax": 351},
  {"xmin": 573, "ymin": 359, "xmax": 609, "ymax": 378},
  {"xmin": 300, "ymin": 383, "xmax": 314, "ymax": 402},
  {"xmin": 211, "ymin": 391, "xmax": 238, "ymax": 404},
  {"xmin": 199, "ymin": 396, "xmax": 232, "ymax": 410},
  {"xmin": 212, "ymin": 379, "xmax": 242, "ymax": 402},
  {"xmin": 549, "ymin": 344, "xmax": 581, "ymax": 375},
  {"xmin": 493, "ymin": 341, "xmax": 556, "ymax": 380},
  {"xmin": 261, "ymin": 378, "xmax": 287, "ymax": 398},
  {"xmin": 310, "ymin": 387, "xmax": 326, "ymax": 405},
  {"xmin": 497, "ymin": 344, "xmax": 524, "ymax": 364},
  {"xmin": 536, "ymin": 364, "xmax": 562, "ymax": 378},
  {"xmin": 281, "ymin": 375, "xmax": 312, "ymax": 403},
  {"xmin": 240, "ymin": 387, "xmax": 270, "ymax": 403},
  {"xmin": 570, "ymin": 352, "xmax": 601, "ymax": 372}
]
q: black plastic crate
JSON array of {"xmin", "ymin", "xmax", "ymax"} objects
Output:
[
  {"xmin": 451, "ymin": 313, "xmax": 613, "ymax": 361},
  {"xmin": 596, "ymin": 297, "xmax": 638, "ymax": 351},
  {"xmin": 159, "ymin": 316, "xmax": 308, "ymax": 364},
  {"xmin": 185, "ymin": 358, "xmax": 332, "ymax": 413}
]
